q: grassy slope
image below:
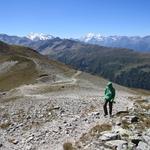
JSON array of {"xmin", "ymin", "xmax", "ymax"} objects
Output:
[
  {"xmin": 0, "ymin": 42, "xmax": 41, "ymax": 91},
  {"xmin": 0, "ymin": 41, "xmax": 75, "ymax": 91},
  {"xmin": 0, "ymin": 56, "xmax": 38, "ymax": 91}
]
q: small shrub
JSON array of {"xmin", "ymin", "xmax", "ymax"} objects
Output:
[
  {"xmin": 0, "ymin": 121, "xmax": 11, "ymax": 129},
  {"xmin": 121, "ymin": 119, "xmax": 130, "ymax": 129},
  {"xmin": 89, "ymin": 123, "xmax": 112, "ymax": 136},
  {"xmin": 141, "ymin": 117, "xmax": 150, "ymax": 128},
  {"xmin": 63, "ymin": 142, "xmax": 74, "ymax": 150}
]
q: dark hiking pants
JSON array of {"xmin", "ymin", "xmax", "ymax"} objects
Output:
[{"xmin": 103, "ymin": 100, "xmax": 113, "ymax": 116}]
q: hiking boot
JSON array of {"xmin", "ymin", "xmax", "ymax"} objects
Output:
[
  {"xmin": 109, "ymin": 114, "xmax": 113, "ymax": 118},
  {"xmin": 104, "ymin": 114, "xmax": 108, "ymax": 118}
]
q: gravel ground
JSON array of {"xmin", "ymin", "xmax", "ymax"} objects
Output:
[{"xmin": 0, "ymin": 69, "xmax": 138, "ymax": 150}]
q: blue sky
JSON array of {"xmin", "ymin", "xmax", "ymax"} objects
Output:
[{"xmin": 0, "ymin": 0, "xmax": 150, "ymax": 38}]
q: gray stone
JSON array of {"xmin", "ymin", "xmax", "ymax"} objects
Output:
[
  {"xmin": 143, "ymin": 129, "xmax": 150, "ymax": 144},
  {"xmin": 26, "ymin": 145, "xmax": 32, "ymax": 150},
  {"xmin": 54, "ymin": 106, "xmax": 60, "ymax": 110},
  {"xmin": 122, "ymin": 115, "xmax": 139, "ymax": 123},
  {"xmin": 27, "ymin": 136, "xmax": 34, "ymax": 143},
  {"xmin": 105, "ymin": 140, "xmax": 128, "ymax": 150},
  {"xmin": 136, "ymin": 141, "xmax": 150, "ymax": 150},
  {"xmin": 8, "ymin": 139, "xmax": 19, "ymax": 145},
  {"xmin": 129, "ymin": 135, "xmax": 142, "ymax": 146},
  {"xmin": 83, "ymin": 118, "xmax": 88, "ymax": 121},
  {"xmin": 40, "ymin": 140, "xmax": 46, "ymax": 144},
  {"xmin": 115, "ymin": 119, "xmax": 122, "ymax": 126},
  {"xmin": 127, "ymin": 141, "xmax": 136, "ymax": 150},
  {"xmin": 16, "ymin": 123, "xmax": 24, "ymax": 128},
  {"xmin": 99, "ymin": 132, "xmax": 121, "ymax": 141},
  {"xmin": 92, "ymin": 112, "xmax": 100, "ymax": 116},
  {"xmin": 113, "ymin": 126, "xmax": 132, "ymax": 140},
  {"xmin": 26, "ymin": 116, "xmax": 31, "ymax": 120}
]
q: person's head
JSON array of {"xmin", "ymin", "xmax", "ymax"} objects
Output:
[{"xmin": 107, "ymin": 82, "xmax": 113, "ymax": 88}]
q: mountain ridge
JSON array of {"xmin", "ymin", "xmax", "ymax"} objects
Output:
[
  {"xmin": 1, "ymin": 33, "xmax": 150, "ymax": 52},
  {"xmin": 80, "ymin": 33, "xmax": 150, "ymax": 52}
]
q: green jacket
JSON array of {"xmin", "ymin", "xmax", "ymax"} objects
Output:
[{"xmin": 104, "ymin": 83, "xmax": 115, "ymax": 102}]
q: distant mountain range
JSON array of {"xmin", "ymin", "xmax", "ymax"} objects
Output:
[
  {"xmin": 80, "ymin": 33, "xmax": 150, "ymax": 52},
  {"xmin": 0, "ymin": 33, "xmax": 54, "ymax": 45},
  {"xmin": 0, "ymin": 33, "xmax": 58, "ymax": 51},
  {"xmin": 1, "ymin": 33, "xmax": 150, "ymax": 52},
  {"xmin": 0, "ymin": 33, "xmax": 150, "ymax": 90}
]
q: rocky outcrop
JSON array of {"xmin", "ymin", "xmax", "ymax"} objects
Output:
[{"xmin": 71, "ymin": 96, "xmax": 150, "ymax": 150}]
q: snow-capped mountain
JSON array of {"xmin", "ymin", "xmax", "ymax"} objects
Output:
[
  {"xmin": 81, "ymin": 33, "xmax": 123, "ymax": 42},
  {"xmin": 80, "ymin": 33, "xmax": 150, "ymax": 51},
  {"xmin": 26, "ymin": 32, "xmax": 54, "ymax": 41},
  {"xmin": 0, "ymin": 33, "xmax": 150, "ymax": 51},
  {"xmin": 81, "ymin": 33, "xmax": 105, "ymax": 42}
]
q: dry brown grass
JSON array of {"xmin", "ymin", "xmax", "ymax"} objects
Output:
[
  {"xmin": 63, "ymin": 142, "xmax": 75, "ymax": 150},
  {"xmin": 138, "ymin": 113, "xmax": 150, "ymax": 129},
  {"xmin": 89, "ymin": 123, "xmax": 112, "ymax": 137},
  {"xmin": 0, "ymin": 121, "xmax": 11, "ymax": 129},
  {"xmin": 81, "ymin": 105, "xmax": 96, "ymax": 117},
  {"xmin": 1, "ymin": 96, "xmax": 23, "ymax": 103},
  {"xmin": 140, "ymin": 103, "xmax": 150, "ymax": 111},
  {"xmin": 121, "ymin": 120, "xmax": 131, "ymax": 129},
  {"xmin": 135, "ymin": 99, "xmax": 150, "ymax": 128},
  {"xmin": 141, "ymin": 117, "xmax": 150, "ymax": 128},
  {"xmin": 0, "ymin": 56, "xmax": 39, "ymax": 91},
  {"xmin": 77, "ymin": 123, "xmax": 112, "ymax": 147}
]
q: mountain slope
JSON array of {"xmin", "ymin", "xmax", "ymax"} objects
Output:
[
  {"xmin": 39, "ymin": 39, "xmax": 150, "ymax": 90},
  {"xmin": 0, "ymin": 41, "xmax": 76, "ymax": 91},
  {"xmin": 0, "ymin": 34, "xmax": 31, "ymax": 45},
  {"xmin": 0, "ymin": 41, "xmax": 150, "ymax": 150}
]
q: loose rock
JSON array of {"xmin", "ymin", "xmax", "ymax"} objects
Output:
[
  {"xmin": 105, "ymin": 140, "xmax": 128, "ymax": 150},
  {"xmin": 99, "ymin": 131, "xmax": 121, "ymax": 141}
]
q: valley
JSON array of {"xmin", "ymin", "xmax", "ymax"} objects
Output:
[
  {"xmin": 0, "ymin": 42, "xmax": 150, "ymax": 150},
  {"xmin": 0, "ymin": 34, "xmax": 150, "ymax": 90}
]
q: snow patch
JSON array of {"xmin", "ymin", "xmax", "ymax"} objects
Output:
[{"xmin": 26, "ymin": 32, "xmax": 54, "ymax": 41}]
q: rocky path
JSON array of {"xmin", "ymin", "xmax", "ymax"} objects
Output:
[
  {"xmin": 51, "ymin": 70, "xmax": 82, "ymax": 85},
  {"xmin": 0, "ymin": 87, "xmax": 135, "ymax": 150}
]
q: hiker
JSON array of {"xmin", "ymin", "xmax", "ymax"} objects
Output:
[{"xmin": 103, "ymin": 82, "xmax": 115, "ymax": 117}]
